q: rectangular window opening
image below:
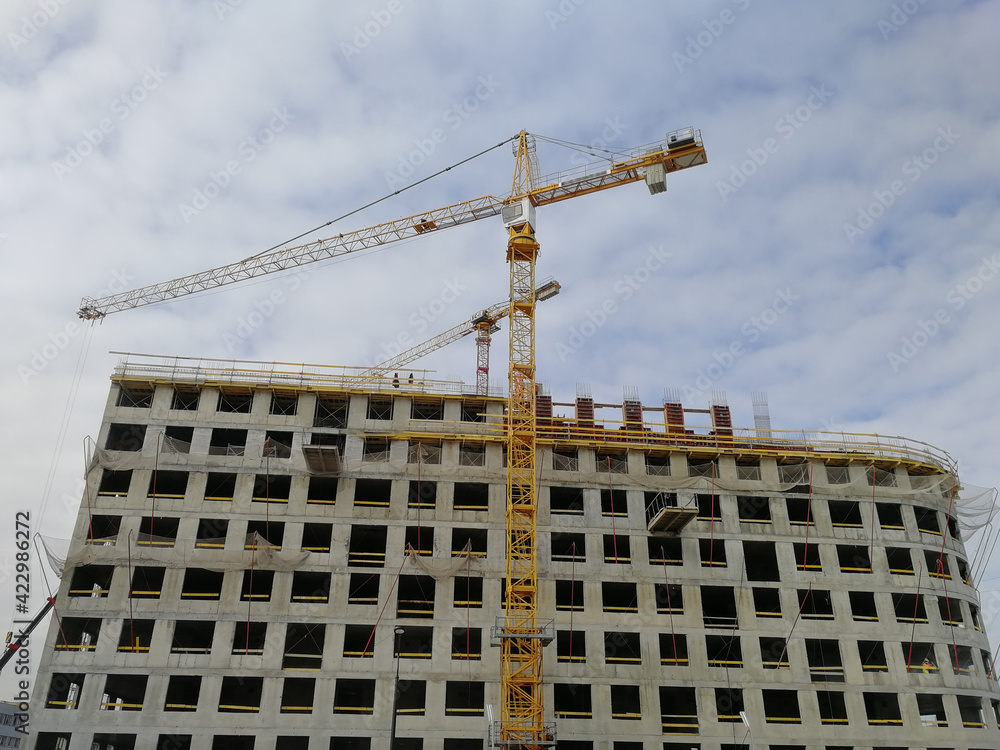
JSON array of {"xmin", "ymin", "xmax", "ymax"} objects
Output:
[
  {"xmin": 349, "ymin": 525, "xmax": 387, "ymax": 567},
  {"xmin": 217, "ymin": 390, "xmax": 252, "ymax": 414},
  {"xmin": 314, "ymin": 395, "xmax": 348, "ymax": 428}
]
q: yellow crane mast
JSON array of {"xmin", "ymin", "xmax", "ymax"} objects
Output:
[{"xmin": 77, "ymin": 127, "xmax": 708, "ymax": 750}]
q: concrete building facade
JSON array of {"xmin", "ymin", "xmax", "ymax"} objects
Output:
[{"xmin": 25, "ymin": 354, "xmax": 1000, "ymax": 750}]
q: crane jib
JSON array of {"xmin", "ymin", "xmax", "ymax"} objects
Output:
[{"xmin": 77, "ymin": 130, "xmax": 705, "ymax": 320}]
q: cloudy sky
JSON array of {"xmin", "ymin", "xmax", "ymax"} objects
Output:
[{"xmin": 1, "ymin": 0, "xmax": 999, "ymax": 688}]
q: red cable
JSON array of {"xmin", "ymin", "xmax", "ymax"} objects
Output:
[
  {"xmin": 906, "ymin": 562, "xmax": 924, "ymax": 670},
  {"xmin": 607, "ymin": 458, "xmax": 618, "ymax": 562},
  {"xmin": 362, "ymin": 550, "xmax": 409, "ymax": 658},
  {"xmin": 662, "ymin": 546, "xmax": 678, "ymax": 665},
  {"xmin": 708, "ymin": 461, "xmax": 716, "ymax": 566},
  {"xmin": 868, "ymin": 466, "xmax": 877, "ymax": 572},
  {"xmin": 245, "ymin": 537, "xmax": 256, "ymax": 655},
  {"xmin": 569, "ymin": 542, "xmax": 577, "ymax": 661},
  {"xmin": 127, "ymin": 530, "xmax": 135, "ymax": 652}
]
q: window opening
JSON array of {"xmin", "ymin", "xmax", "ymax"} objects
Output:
[
  {"xmin": 117, "ymin": 386, "xmax": 152, "ymax": 408},
  {"xmin": 648, "ymin": 536, "xmax": 682, "ymax": 566},
  {"xmin": 549, "ymin": 486, "xmax": 584, "ymax": 515},
  {"xmin": 849, "ymin": 590, "xmax": 878, "ymax": 621},
  {"xmin": 451, "ymin": 626, "xmax": 482, "ymax": 660},
  {"xmin": 659, "ymin": 632, "xmax": 688, "ymax": 666},
  {"xmin": 348, "ymin": 574, "xmax": 379, "ymax": 605},
  {"xmin": 706, "ymin": 634, "xmax": 742, "ymax": 668},
  {"xmin": 759, "ymin": 637, "xmax": 788, "ymax": 669},
  {"xmin": 753, "ymin": 587, "xmax": 782, "ymax": 618},
  {"xmin": 232, "ymin": 622, "xmax": 267, "ymax": 656},
  {"xmin": 270, "ymin": 393, "xmax": 298, "ymax": 416},
  {"xmin": 301, "ymin": 523, "xmax": 332, "ymax": 552},
  {"xmin": 349, "ymin": 525, "xmax": 387, "ymax": 566},
  {"xmin": 69, "ymin": 565, "xmax": 113, "ymax": 597},
  {"xmin": 290, "ymin": 571, "xmax": 331, "ymax": 603},
  {"xmin": 355, "ymin": 478, "xmax": 391, "ymax": 506},
  {"xmin": 829, "ymin": 500, "xmax": 862, "ymax": 527},
  {"xmin": 129, "ymin": 566, "xmax": 164, "ymax": 599},
  {"xmin": 98, "ymin": 469, "xmax": 132, "ymax": 497},
  {"xmin": 366, "ymin": 396, "xmax": 392, "ymax": 421},
  {"xmin": 555, "ymin": 579, "xmax": 583, "ymax": 611},
  {"xmin": 444, "ymin": 681, "xmax": 484, "ymax": 717},
  {"xmin": 454, "ymin": 482, "xmax": 489, "ymax": 511},
  {"xmin": 397, "ymin": 575, "xmax": 435, "ymax": 618},
  {"xmin": 762, "ymin": 690, "xmax": 801, "ymax": 724},
  {"xmin": 171, "ymin": 388, "xmax": 199, "ymax": 411},
  {"xmin": 283, "ymin": 623, "xmax": 325, "ymax": 670},
  {"xmin": 459, "ymin": 442, "xmax": 486, "ymax": 467},
  {"xmin": 280, "ymin": 678, "xmax": 315, "ymax": 714},
  {"xmin": 314, "ymin": 396, "xmax": 348, "ymax": 428},
  {"xmin": 601, "ymin": 581, "xmax": 639, "ymax": 612},
  {"xmin": 554, "ymin": 683, "xmax": 592, "ymax": 719},
  {"xmin": 171, "ymin": 620, "xmax": 214, "ymax": 654},
  {"xmin": 217, "ymin": 390, "xmax": 252, "ymax": 414},
  {"xmin": 205, "ymin": 471, "xmax": 237, "ymax": 501},
  {"xmin": 195, "ymin": 518, "xmax": 228, "ymax": 549},
  {"xmin": 180, "ymin": 568, "xmax": 224, "ymax": 600},
  {"xmin": 799, "ymin": 588, "xmax": 834, "ymax": 620},
  {"xmin": 556, "ymin": 629, "xmax": 585, "ymax": 663},
  {"xmin": 408, "ymin": 479, "xmax": 437, "ymax": 508},
  {"xmin": 552, "ymin": 448, "xmax": 578, "ymax": 471},
  {"xmin": 859, "ymin": 640, "xmax": 888, "ymax": 672},
  {"xmin": 743, "ymin": 541, "xmax": 779, "ymax": 581},
  {"xmin": 646, "ymin": 454, "xmax": 671, "ymax": 476},
  {"xmin": 105, "ymin": 423, "xmax": 145, "ymax": 451},
  {"xmin": 659, "ymin": 686, "xmax": 697, "ymax": 735},
  {"xmin": 876, "ymin": 502, "xmax": 904, "ymax": 529},
  {"xmin": 737, "ymin": 495, "xmax": 770, "ymax": 523},
  {"xmin": 241, "ymin": 569, "xmax": 274, "ymax": 602},
  {"xmin": 164, "ymin": 675, "xmax": 200, "ymax": 712},
  {"xmin": 209, "ymin": 428, "xmax": 247, "ymax": 456},
  {"xmin": 219, "ymin": 676, "xmax": 262, "ymax": 713},
  {"xmin": 701, "ymin": 586, "xmax": 738, "ymax": 629},
  {"xmin": 610, "ymin": 684, "xmax": 641, "ymax": 720}
]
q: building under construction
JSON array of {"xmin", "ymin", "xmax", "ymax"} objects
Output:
[{"xmin": 25, "ymin": 352, "xmax": 1000, "ymax": 750}]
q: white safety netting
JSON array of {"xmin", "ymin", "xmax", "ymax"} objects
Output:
[
  {"xmin": 38, "ymin": 532, "xmax": 310, "ymax": 577},
  {"xmin": 405, "ymin": 542, "xmax": 483, "ymax": 580}
]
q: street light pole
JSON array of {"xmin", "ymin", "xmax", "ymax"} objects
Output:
[{"xmin": 389, "ymin": 627, "xmax": 404, "ymax": 750}]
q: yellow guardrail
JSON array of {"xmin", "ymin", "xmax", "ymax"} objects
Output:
[{"xmin": 112, "ymin": 353, "xmax": 956, "ymax": 473}]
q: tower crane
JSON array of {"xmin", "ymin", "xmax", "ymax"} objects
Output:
[
  {"xmin": 364, "ymin": 277, "xmax": 561, "ymax": 394},
  {"xmin": 78, "ymin": 127, "xmax": 708, "ymax": 749}
]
